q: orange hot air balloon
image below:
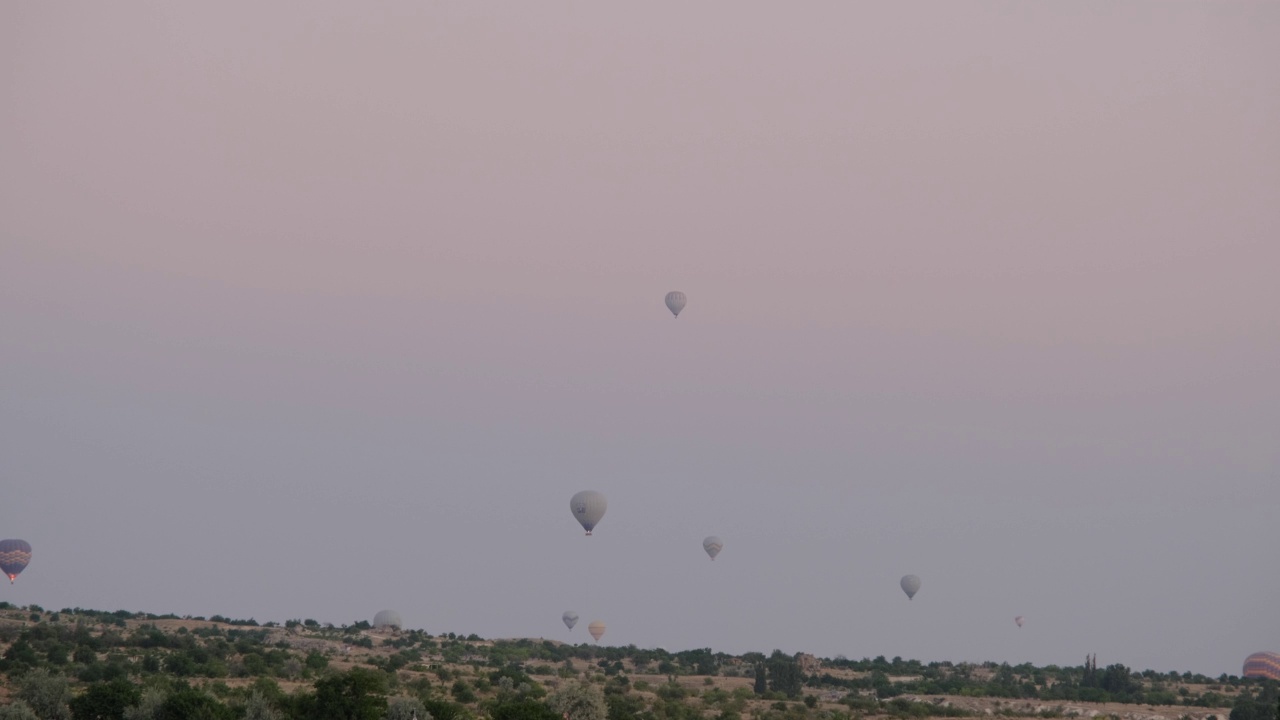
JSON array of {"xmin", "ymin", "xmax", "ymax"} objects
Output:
[
  {"xmin": 587, "ymin": 620, "xmax": 606, "ymax": 642},
  {"xmin": 0, "ymin": 540, "xmax": 32, "ymax": 584}
]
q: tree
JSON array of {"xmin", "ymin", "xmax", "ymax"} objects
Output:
[
  {"xmin": 0, "ymin": 702, "xmax": 40, "ymax": 720},
  {"xmin": 385, "ymin": 697, "xmax": 429, "ymax": 720},
  {"xmin": 1230, "ymin": 685, "xmax": 1280, "ymax": 720},
  {"xmin": 754, "ymin": 664, "xmax": 767, "ymax": 695},
  {"xmin": 303, "ymin": 652, "xmax": 329, "ymax": 672},
  {"xmin": 241, "ymin": 692, "xmax": 283, "ymax": 720},
  {"xmin": 303, "ymin": 667, "xmax": 389, "ymax": 720},
  {"xmin": 605, "ymin": 694, "xmax": 646, "ymax": 720},
  {"xmin": 869, "ymin": 671, "xmax": 898, "ymax": 700},
  {"xmin": 451, "ymin": 680, "xmax": 477, "ymax": 704},
  {"xmin": 70, "ymin": 678, "xmax": 141, "ymax": 720},
  {"xmin": 1231, "ymin": 691, "xmax": 1261, "ymax": 720},
  {"xmin": 245, "ymin": 678, "xmax": 286, "ymax": 707},
  {"xmin": 3, "ymin": 639, "xmax": 40, "ymax": 671},
  {"xmin": 1098, "ymin": 664, "xmax": 1137, "ymax": 698},
  {"xmin": 766, "ymin": 652, "xmax": 802, "ymax": 699},
  {"xmin": 154, "ymin": 685, "xmax": 232, "ymax": 720},
  {"xmin": 489, "ymin": 700, "xmax": 558, "ymax": 720},
  {"xmin": 241, "ymin": 653, "xmax": 268, "ymax": 676},
  {"xmin": 123, "ymin": 689, "xmax": 166, "ymax": 720},
  {"xmin": 16, "ymin": 668, "xmax": 73, "ymax": 720},
  {"xmin": 547, "ymin": 681, "xmax": 608, "ymax": 720},
  {"xmin": 421, "ymin": 699, "xmax": 468, "ymax": 720}
]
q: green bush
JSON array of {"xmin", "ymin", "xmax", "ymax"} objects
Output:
[{"xmin": 453, "ymin": 680, "xmax": 478, "ymax": 703}]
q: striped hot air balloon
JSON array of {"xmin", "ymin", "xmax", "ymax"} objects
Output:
[
  {"xmin": 1242, "ymin": 652, "xmax": 1280, "ymax": 681},
  {"xmin": 0, "ymin": 540, "xmax": 32, "ymax": 584},
  {"xmin": 665, "ymin": 292, "xmax": 687, "ymax": 318}
]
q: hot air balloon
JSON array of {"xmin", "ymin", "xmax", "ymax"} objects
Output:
[
  {"xmin": 665, "ymin": 291, "xmax": 687, "ymax": 318},
  {"xmin": 703, "ymin": 536, "xmax": 723, "ymax": 560},
  {"xmin": 570, "ymin": 491, "xmax": 607, "ymax": 535},
  {"xmin": 900, "ymin": 575, "xmax": 921, "ymax": 600},
  {"xmin": 373, "ymin": 610, "xmax": 402, "ymax": 630},
  {"xmin": 1014, "ymin": 616, "xmax": 1025, "ymax": 628},
  {"xmin": 588, "ymin": 620, "xmax": 606, "ymax": 642},
  {"xmin": 1242, "ymin": 652, "xmax": 1280, "ymax": 681},
  {"xmin": 0, "ymin": 540, "xmax": 31, "ymax": 584},
  {"xmin": 563, "ymin": 611, "xmax": 579, "ymax": 630}
]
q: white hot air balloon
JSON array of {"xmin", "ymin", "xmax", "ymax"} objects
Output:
[
  {"xmin": 562, "ymin": 611, "xmax": 579, "ymax": 630},
  {"xmin": 703, "ymin": 536, "xmax": 723, "ymax": 561},
  {"xmin": 588, "ymin": 620, "xmax": 606, "ymax": 642},
  {"xmin": 1015, "ymin": 616, "xmax": 1025, "ymax": 628},
  {"xmin": 900, "ymin": 575, "xmax": 921, "ymax": 600},
  {"xmin": 373, "ymin": 610, "xmax": 402, "ymax": 630},
  {"xmin": 570, "ymin": 491, "xmax": 607, "ymax": 535},
  {"xmin": 665, "ymin": 291, "xmax": 687, "ymax": 318}
]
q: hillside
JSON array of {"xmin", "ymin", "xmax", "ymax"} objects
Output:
[{"xmin": 0, "ymin": 603, "xmax": 1273, "ymax": 720}]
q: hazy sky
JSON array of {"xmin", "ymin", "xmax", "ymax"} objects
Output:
[{"xmin": 2, "ymin": 2, "xmax": 1278, "ymax": 677}]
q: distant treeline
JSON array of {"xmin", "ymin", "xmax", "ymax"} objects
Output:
[{"xmin": 0, "ymin": 603, "xmax": 1275, "ymax": 720}]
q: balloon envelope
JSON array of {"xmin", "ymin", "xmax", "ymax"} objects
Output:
[
  {"xmin": 570, "ymin": 491, "xmax": 607, "ymax": 535},
  {"xmin": 373, "ymin": 610, "xmax": 402, "ymax": 630},
  {"xmin": 703, "ymin": 536, "xmax": 723, "ymax": 560},
  {"xmin": 588, "ymin": 620, "xmax": 606, "ymax": 642},
  {"xmin": 665, "ymin": 291, "xmax": 687, "ymax": 318},
  {"xmin": 900, "ymin": 574, "xmax": 921, "ymax": 600},
  {"xmin": 563, "ymin": 611, "xmax": 579, "ymax": 630},
  {"xmin": 1242, "ymin": 652, "xmax": 1280, "ymax": 681},
  {"xmin": 1014, "ymin": 616, "xmax": 1025, "ymax": 628},
  {"xmin": 0, "ymin": 539, "xmax": 31, "ymax": 584}
]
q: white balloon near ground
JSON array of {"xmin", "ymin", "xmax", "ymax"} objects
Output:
[
  {"xmin": 562, "ymin": 611, "xmax": 579, "ymax": 630},
  {"xmin": 665, "ymin": 291, "xmax": 687, "ymax": 318},
  {"xmin": 588, "ymin": 620, "xmax": 606, "ymax": 641},
  {"xmin": 703, "ymin": 536, "xmax": 723, "ymax": 560},
  {"xmin": 570, "ymin": 491, "xmax": 607, "ymax": 535},
  {"xmin": 373, "ymin": 610, "xmax": 402, "ymax": 629},
  {"xmin": 900, "ymin": 574, "xmax": 921, "ymax": 600}
]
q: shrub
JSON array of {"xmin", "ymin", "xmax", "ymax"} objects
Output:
[
  {"xmin": 386, "ymin": 697, "xmax": 430, "ymax": 720},
  {"xmin": 16, "ymin": 667, "xmax": 72, "ymax": 720},
  {"xmin": 0, "ymin": 702, "xmax": 39, "ymax": 720},
  {"xmin": 547, "ymin": 681, "xmax": 608, "ymax": 720},
  {"xmin": 69, "ymin": 677, "xmax": 140, "ymax": 720}
]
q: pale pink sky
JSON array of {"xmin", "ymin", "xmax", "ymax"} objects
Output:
[{"xmin": 2, "ymin": 2, "xmax": 1278, "ymax": 675}]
